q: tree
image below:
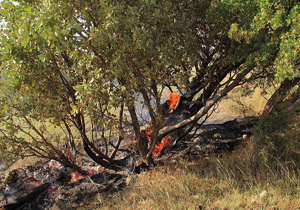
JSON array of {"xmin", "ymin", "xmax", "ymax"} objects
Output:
[
  {"xmin": 228, "ymin": 0, "xmax": 300, "ymax": 114},
  {"xmin": 0, "ymin": 0, "xmax": 214, "ymax": 168},
  {"xmin": 0, "ymin": 0, "xmax": 298, "ymax": 170}
]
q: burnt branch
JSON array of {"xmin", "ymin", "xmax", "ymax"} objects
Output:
[{"xmin": 158, "ymin": 66, "xmax": 253, "ymax": 139}]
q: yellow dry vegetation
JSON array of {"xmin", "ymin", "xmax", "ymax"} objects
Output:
[
  {"xmin": 79, "ymin": 86, "xmax": 300, "ymax": 210},
  {"xmin": 96, "ymin": 139, "xmax": 300, "ymax": 210}
]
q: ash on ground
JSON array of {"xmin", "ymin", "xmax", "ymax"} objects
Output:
[{"xmin": 0, "ymin": 116, "xmax": 258, "ymax": 210}]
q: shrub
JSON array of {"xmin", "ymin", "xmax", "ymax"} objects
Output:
[{"xmin": 252, "ymin": 108, "xmax": 300, "ymax": 169}]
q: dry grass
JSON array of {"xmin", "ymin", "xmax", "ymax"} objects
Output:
[
  {"xmin": 226, "ymin": 86, "xmax": 270, "ymax": 116},
  {"xmin": 95, "ymin": 139, "xmax": 300, "ymax": 209},
  {"xmin": 86, "ymin": 87, "xmax": 300, "ymax": 210},
  {"xmin": 8, "ymin": 156, "xmax": 41, "ymax": 171}
]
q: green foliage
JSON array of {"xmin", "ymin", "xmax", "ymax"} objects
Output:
[
  {"xmin": 275, "ymin": 4, "xmax": 300, "ymax": 79},
  {"xmin": 228, "ymin": 0, "xmax": 300, "ymax": 82},
  {"xmin": 0, "ymin": 0, "xmax": 298, "ymax": 167},
  {"xmin": 252, "ymin": 109, "xmax": 300, "ymax": 166},
  {"xmin": 0, "ymin": 0, "xmax": 214, "ymax": 165}
]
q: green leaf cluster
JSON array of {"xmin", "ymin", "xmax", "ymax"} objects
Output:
[
  {"xmin": 227, "ymin": 0, "xmax": 300, "ymax": 82},
  {"xmin": 0, "ymin": 0, "xmax": 210, "ymax": 164},
  {"xmin": 1, "ymin": 0, "xmax": 298, "ymax": 165}
]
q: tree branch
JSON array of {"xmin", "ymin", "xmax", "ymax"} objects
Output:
[{"xmin": 158, "ymin": 67, "xmax": 253, "ymax": 139}]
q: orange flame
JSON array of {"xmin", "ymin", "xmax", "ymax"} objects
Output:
[
  {"xmin": 87, "ymin": 166, "xmax": 104, "ymax": 175},
  {"xmin": 49, "ymin": 185, "xmax": 59, "ymax": 190},
  {"xmin": 143, "ymin": 127, "xmax": 173, "ymax": 157},
  {"xmin": 152, "ymin": 135, "xmax": 173, "ymax": 157},
  {"xmin": 141, "ymin": 93, "xmax": 180, "ymax": 157},
  {"xmin": 166, "ymin": 93, "xmax": 180, "ymax": 109},
  {"xmin": 87, "ymin": 169, "xmax": 93, "ymax": 174},
  {"xmin": 67, "ymin": 167, "xmax": 104, "ymax": 184}
]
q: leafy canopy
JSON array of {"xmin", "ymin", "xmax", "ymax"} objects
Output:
[{"xmin": 0, "ymin": 0, "xmax": 299, "ymax": 167}]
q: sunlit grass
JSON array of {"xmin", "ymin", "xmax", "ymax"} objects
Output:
[{"xmin": 96, "ymin": 139, "xmax": 300, "ymax": 209}]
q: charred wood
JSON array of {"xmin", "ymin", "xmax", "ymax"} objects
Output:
[{"xmin": 0, "ymin": 183, "xmax": 50, "ymax": 210}]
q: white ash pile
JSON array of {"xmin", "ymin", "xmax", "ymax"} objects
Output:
[{"xmin": 0, "ymin": 159, "xmax": 124, "ymax": 210}]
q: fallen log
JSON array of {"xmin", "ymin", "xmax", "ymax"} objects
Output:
[{"xmin": 0, "ymin": 182, "xmax": 51, "ymax": 210}]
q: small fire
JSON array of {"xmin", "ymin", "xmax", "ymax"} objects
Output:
[
  {"xmin": 166, "ymin": 92, "xmax": 180, "ymax": 110},
  {"xmin": 68, "ymin": 167, "xmax": 104, "ymax": 185},
  {"xmin": 17, "ymin": 160, "xmax": 105, "ymax": 193},
  {"xmin": 143, "ymin": 127, "xmax": 174, "ymax": 157},
  {"xmin": 152, "ymin": 135, "xmax": 173, "ymax": 157},
  {"xmin": 86, "ymin": 166, "xmax": 104, "ymax": 175},
  {"xmin": 87, "ymin": 169, "xmax": 94, "ymax": 174},
  {"xmin": 68, "ymin": 171, "xmax": 85, "ymax": 184},
  {"xmin": 49, "ymin": 185, "xmax": 59, "ymax": 190},
  {"xmin": 29, "ymin": 180, "xmax": 43, "ymax": 188}
]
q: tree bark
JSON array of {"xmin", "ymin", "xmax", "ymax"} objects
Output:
[
  {"xmin": 263, "ymin": 77, "xmax": 300, "ymax": 114},
  {"xmin": 110, "ymin": 103, "xmax": 124, "ymax": 159},
  {"xmin": 127, "ymin": 104, "xmax": 151, "ymax": 164}
]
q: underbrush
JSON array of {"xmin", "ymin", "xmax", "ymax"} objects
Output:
[
  {"xmin": 89, "ymin": 109, "xmax": 300, "ymax": 210},
  {"xmin": 97, "ymin": 146, "xmax": 300, "ymax": 209}
]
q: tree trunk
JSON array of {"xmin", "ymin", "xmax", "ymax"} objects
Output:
[
  {"xmin": 158, "ymin": 67, "xmax": 253, "ymax": 139},
  {"xmin": 263, "ymin": 77, "xmax": 300, "ymax": 114},
  {"xmin": 127, "ymin": 104, "xmax": 151, "ymax": 164}
]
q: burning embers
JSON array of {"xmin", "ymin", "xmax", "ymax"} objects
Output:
[
  {"xmin": 0, "ymin": 159, "xmax": 126, "ymax": 209},
  {"xmin": 68, "ymin": 171, "xmax": 85, "ymax": 185},
  {"xmin": 0, "ymin": 160, "xmax": 104, "ymax": 208},
  {"xmin": 68, "ymin": 166, "xmax": 104, "ymax": 184}
]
